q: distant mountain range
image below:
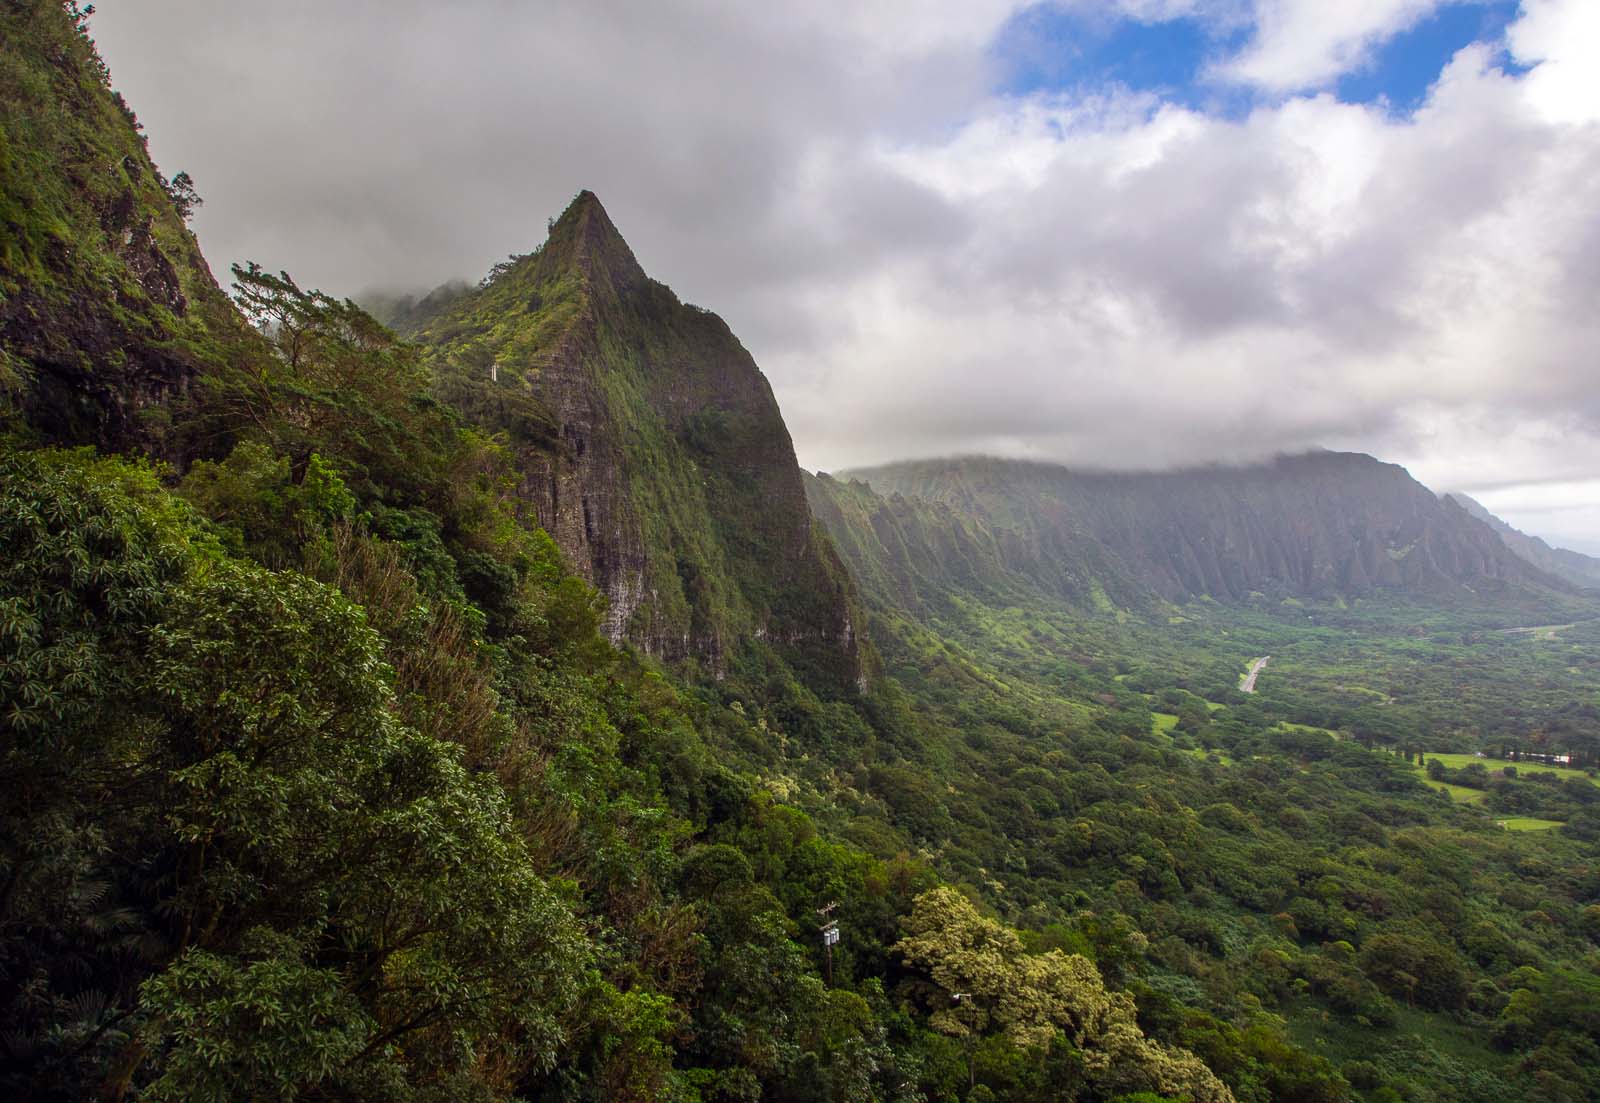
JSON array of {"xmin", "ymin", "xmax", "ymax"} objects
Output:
[
  {"xmin": 1444, "ymin": 492, "xmax": 1600, "ymax": 591},
  {"xmin": 9, "ymin": 7, "xmax": 1600, "ymax": 1097},
  {"xmin": 813, "ymin": 453, "xmax": 1572, "ymax": 613}
]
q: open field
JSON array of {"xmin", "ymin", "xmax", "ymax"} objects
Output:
[
  {"xmin": 1496, "ymin": 817, "xmax": 1564, "ymax": 831},
  {"xmin": 1422, "ymin": 752, "xmax": 1598, "ymax": 787},
  {"xmin": 1275, "ymin": 721, "xmax": 1336, "ymax": 737},
  {"xmin": 1151, "ymin": 711, "xmax": 1180, "ymax": 734},
  {"xmin": 1498, "ymin": 623, "xmax": 1575, "ymax": 640},
  {"xmin": 1420, "ymin": 777, "xmax": 1490, "ymax": 804}
]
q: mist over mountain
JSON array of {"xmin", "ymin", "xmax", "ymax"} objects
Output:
[
  {"xmin": 839, "ymin": 453, "xmax": 1567, "ymax": 606},
  {"xmin": 1446, "ymin": 490, "xmax": 1600, "ymax": 590},
  {"xmin": 82, "ymin": 0, "xmax": 1600, "ymax": 531},
  {"xmin": 7, "ymin": 5, "xmax": 1600, "ymax": 1103}
]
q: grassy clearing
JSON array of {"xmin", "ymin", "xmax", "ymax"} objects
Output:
[
  {"xmin": 1276, "ymin": 721, "xmax": 1336, "ymax": 737},
  {"xmin": 1151, "ymin": 712, "xmax": 1180, "ymax": 735},
  {"xmin": 1495, "ymin": 817, "xmax": 1564, "ymax": 832},
  {"xmin": 1423, "ymin": 752, "xmax": 1598, "ymax": 787},
  {"xmin": 1420, "ymin": 777, "xmax": 1490, "ymax": 804}
]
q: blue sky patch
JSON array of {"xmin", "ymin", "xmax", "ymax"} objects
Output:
[
  {"xmin": 1336, "ymin": 1, "xmax": 1525, "ymax": 113},
  {"xmin": 993, "ymin": 5, "xmax": 1248, "ymax": 114},
  {"xmin": 993, "ymin": 1, "xmax": 1526, "ymax": 119}
]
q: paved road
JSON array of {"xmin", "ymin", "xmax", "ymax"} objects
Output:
[{"xmin": 1240, "ymin": 656, "xmax": 1270, "ymax": 694}]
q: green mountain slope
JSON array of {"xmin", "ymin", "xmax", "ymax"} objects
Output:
[
  {"xmin": 8, "ymin": 7, "xmax": 1600, "ymax": 1103},
  {"xmin": 0, "ymin": 0, "xmax": 258, "ymax": 454},
  {"xmin": 407, "ymin": 193, "xmax": 865, "ymax": 688},
  {"xmin": 809, "ymin": 458, "xmax": 1600, "ymax": 1103},
  {"xmin": 804, "ymin": 471, "xmax": 1151, "ymax": 615},
  {"xmin": 849, "ymin": 453, "xmax": 1570, "ymax": 607}
]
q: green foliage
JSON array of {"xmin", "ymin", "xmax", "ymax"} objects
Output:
[
  {"xmin": 806, "ymin": 471, "xmax": 1600, "ymax": 1102},
  {"xmin": 7, "ymin": 13, "xmax": 1600, "ymax": 1103},
  {"xmin": 178, "ymin": 440, "xmax": 357, "ymax": 566},
  {"xmin": 205, "ymin": 263, "xmax": 465, "ymax": 505},
  {"xmin": 0, "ymin": 0, "xmax": 259, "ymax": 452},
  {"xmin": 896, "ymin": 888, "xmax": 1232, "ymax": 1101},
  {"xmin": 0, "ymin": 448, "xmax": 587, "ymax": 1100}
]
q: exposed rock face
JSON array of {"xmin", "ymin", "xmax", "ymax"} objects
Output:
[
  {"xmin": 1446, "ymin": 492, "xmax": 1600, "ymax": 591},
  {"xmin": 0, "ymin": 1, "xmax": 257, "ymax": 456},
  {"xmin": 411, "ymin": 193, "xmax": 864, "ymax": 687},
  {"xmin": 843, "ymin": 452, "xmax": 1567, "ymax": 604}
]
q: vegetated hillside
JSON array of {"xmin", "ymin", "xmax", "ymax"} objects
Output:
[
  {"xmin": 849, "ymin": 453, "xmax": 1570, "ymax": 607},
  {"xmin": 8, "ymin": 7, "xmax": 1600, "ymax": 1103},
  {"xmin": 809, "ymin": 459, "xmax": 1600, "ymax": 1103},
  {"xmin": 804, "ymin": 471, "xmax": 1152, "ymax": 615},
  {"xmin": 363, "ymin": 278, "xmax": 473, "ymax": 334},
  {"xmin": 0, "ymin": 0, "xmax": 259, "ymax": 454},
  {"xmin": 404, "ymin": 194, "xmax": 863, "ymax": 687},
  {"xmin": 0, "ymin": 11, "xmax": 1260, "ymax": 1103},
  {"xmin": 1447, "ymin": 491, "xmax": 1600, "ymax": 591}
]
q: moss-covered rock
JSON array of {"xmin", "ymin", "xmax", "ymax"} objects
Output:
[
  {"xmin": 411, "ymin": 191, "xmax": 866, "ymax": 689},
  {"xmin": 0, "ymin": 0, "xmax": 261, "ymax": 456}
]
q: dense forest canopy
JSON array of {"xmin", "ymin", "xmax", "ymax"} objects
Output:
[{"xmin": 2, "ymin": 4, "xmax": 1599, "ymax": 1103}]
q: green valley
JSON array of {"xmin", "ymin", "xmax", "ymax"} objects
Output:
[{"xmin": 3, "ymin": 6, "xmax": 1600, "ymax": 1103}]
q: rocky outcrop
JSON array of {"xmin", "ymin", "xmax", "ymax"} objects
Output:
[
  {"xmin": 0, "ymin": 1, "xmax": 258, "ymax": 456},
  {"xmin": 411, "ymin": 193, "xmax": 865, "ymax": 688}
]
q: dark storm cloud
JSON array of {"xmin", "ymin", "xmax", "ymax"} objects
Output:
[{"xmin": 86, "ymin": 2, "xmax": 1600, "ymax": 544}]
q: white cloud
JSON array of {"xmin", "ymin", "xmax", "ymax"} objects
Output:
[
  {"xmin": 1472, "ymin": 480, "xmax": 1600, "ymax": 556},
  {"xmin": 1508, "ymin": 0, "xmax": 1600, "ymax": 123},
  {"xmin": 1214, "ymin": 0, "xmax": 1444, "ymax": 92},
  {"xmin": 85, "ymin": 0, "xmax": 1600, "ymax": 548}
]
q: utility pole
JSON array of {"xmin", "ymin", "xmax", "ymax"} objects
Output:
[{"xmin": 817, "ymin": 901, "xmax": 840, "ymax": 985}]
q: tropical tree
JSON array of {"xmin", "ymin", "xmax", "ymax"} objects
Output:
[
  {"xmin": 896, "ymin": 888, "xmax": 1232, "ymax": 1101},
  {"xmin": 0, "ymin": 449, "xmax": 591, "ymax": 1101}
]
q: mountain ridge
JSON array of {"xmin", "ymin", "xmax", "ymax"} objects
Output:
[
  {"xmin": 408, "ymin": 191, "xmax": 867, "ymax": 687},
  {"xmin": 835, "ymin": 451, "xmax": 1572, "ymax": 607},
  {"xmin": 1445, "ymin": 490, "xmax": 1600, "ymax": 591},
  {"xmin": 8, "ymin": 7, "xmax": 1600, "ymax": 1100}
]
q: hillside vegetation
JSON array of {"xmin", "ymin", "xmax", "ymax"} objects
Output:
[{"xmin": 3, "ymin": 6, "xmax": 1600, "ymax": 1103}]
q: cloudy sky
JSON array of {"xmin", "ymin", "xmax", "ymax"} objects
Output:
[{"xmin": 90, "ymin": 1, "xmax": 1600, "ymax": 551}]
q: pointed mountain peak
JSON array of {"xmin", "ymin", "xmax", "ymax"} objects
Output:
[{"xmin": 542, "ymin": 189, "xmax": 646, "ymax": 291}]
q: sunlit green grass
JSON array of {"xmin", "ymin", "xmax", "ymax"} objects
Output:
[
  {"xmin": 1423, "ymin": 752, "xmax": 1598, "ymax": 787},
  {"xmin": 1151, "ymin": 712, "xmax": 1180, "ymax": 734},
  {"xmin": 1276, "ymin": 721, "xmax": 1336, "ymax": 737},
  {"xmin": 1419, "ymin": 777, "xmax": 1490, "ymax": 804},
  {"xmin": 1495, "ymin": 817, "xmax": 1564, "ymax": 832}
]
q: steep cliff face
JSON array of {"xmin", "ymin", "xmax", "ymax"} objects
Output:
[
  {"xmin": 0, "ymin": 1, "xmax": 257, "ymax": 455},
  {"xmin": 1447, "ymin": 492, "xmax": 1600, "ymax": 591},
  {"xmin": 411, "ymin": 193, "xmax": 863, "ymax": 686},
  {"xmin": 847, "ymin": 452, "xmax": 1566, "ymax": 604},
  {"xmin": 803, "ymin": 471, "xmax": 1148, "ymax": 615}
]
